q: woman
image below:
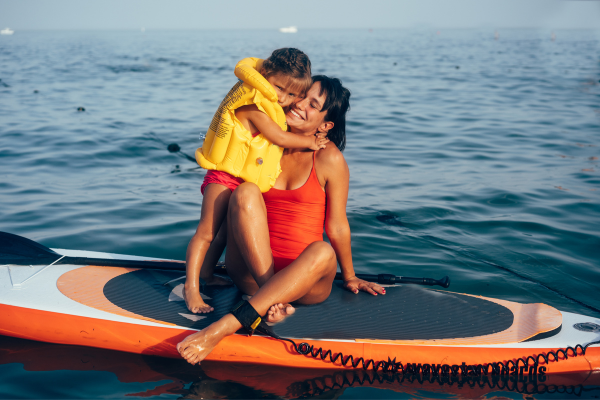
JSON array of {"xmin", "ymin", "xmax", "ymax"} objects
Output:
[{"xmin": 177, "ymin": 76, "xmax": 385, "ymax": 365}]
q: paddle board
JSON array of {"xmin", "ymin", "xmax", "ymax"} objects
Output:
[{"xmin": 1, "ymin": 248, "xmax": 599, "ymax": 373}]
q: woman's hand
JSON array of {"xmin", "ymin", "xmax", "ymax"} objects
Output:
[{"xmin": 343, "ymin": 276, "xmax": 386, "ymax": 296}]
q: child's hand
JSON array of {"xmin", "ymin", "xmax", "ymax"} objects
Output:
[{"xmin": 310, "ymin": 132, "xmax": 329, "ymax": 150}]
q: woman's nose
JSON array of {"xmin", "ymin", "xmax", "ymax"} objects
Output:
[{"xmin": 295, "ymin": 97, "xmax": 308, "ymax": 110}]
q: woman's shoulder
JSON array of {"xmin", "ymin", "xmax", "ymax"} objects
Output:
[
  {"xmin": 316, "ymin": 142, "xmax": 346, "ymax": 164},
  {"xmin": 315, "ymin": 142, "xmax": 348, "ymax": 180}
]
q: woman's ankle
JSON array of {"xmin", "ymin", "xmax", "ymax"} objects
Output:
[{"xmin": 219, "ymin": 314, "xmax": 243, "ymax": 336}]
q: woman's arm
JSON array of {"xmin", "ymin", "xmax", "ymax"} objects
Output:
[
  {"xmin": 319, "ymin": 146, "xmax": 385, "ymax": 296},
  {"xmin": 236, "ymin": 105, "xmax": 327, "ymax": 150}
]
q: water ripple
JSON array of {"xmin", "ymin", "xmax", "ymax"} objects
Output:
[{"xmin": 1, "ymin": 29, "xmax": 599, "ymax": 319}]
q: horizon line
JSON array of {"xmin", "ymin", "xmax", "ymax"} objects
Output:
[{"xmin": 3, "ymin": 27, "xmax": 598, "ymax": 32}]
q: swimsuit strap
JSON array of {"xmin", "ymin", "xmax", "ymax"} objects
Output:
[{"xmin": 305, "ymin": 150, "xmax": 323, "ymax": 194}]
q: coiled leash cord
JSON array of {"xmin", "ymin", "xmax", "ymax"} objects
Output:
[
  {"xmin": 283, "ymin": 338, "xmax": 600, "ymax": 376},
  {"xmin": 231, "ymin": 300, "xmax": 600, "ymax": 376}
]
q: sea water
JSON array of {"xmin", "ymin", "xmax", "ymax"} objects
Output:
[{"xmin": 0, "ymin": 29, "xmax": 599, "ymax": 399}]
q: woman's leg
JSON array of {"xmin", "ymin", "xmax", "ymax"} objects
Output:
[
  {"xmin": 177, "ymin": 184, "xmax": 337, "ymax": 364},
  {"xmin": 224, "ymin": 182, "xmax": 275, "ymax": 295},
  {"xmin": 224, "ymin": 183, "xmax": 337, "ymax": 306},
  {"xmin": 177, "ymin": 241, "xmax": 337, "ymax": 364},
  {"xmin": 184, "ymin": 183, "xmax": 231, "ymax": 314}
]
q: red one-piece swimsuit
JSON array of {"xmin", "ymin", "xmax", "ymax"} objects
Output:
[{"xmin": 263, "ymin": 151, "xmax": 327, "ymax": 273}]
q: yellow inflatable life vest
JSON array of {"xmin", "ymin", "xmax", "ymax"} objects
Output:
[{"xmin": 196, "ymin": 57, "xmax": 286, "ymax": 192}]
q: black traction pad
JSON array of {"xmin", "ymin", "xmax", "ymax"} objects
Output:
[{"xmin": 104, "ymin": 269, "xmax": 514, "ymax": 341}]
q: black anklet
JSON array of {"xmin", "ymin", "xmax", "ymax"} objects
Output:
[{"xmin": 231, "ymin": 300, "xmax": 263, "ymax": 336}]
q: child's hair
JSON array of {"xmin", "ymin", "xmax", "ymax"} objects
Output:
[
  {"xmin": 262, "ymin": 48, "xmax": 312, "ymax": 94},
  {"xmin": 312, "ymin": 75, "xmax": 350, "ymax": 152}
]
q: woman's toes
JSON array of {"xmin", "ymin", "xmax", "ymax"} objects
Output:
[
  {"xmin": 177, "ymin": 340, "xmax": 189, "ymax": 353},
  {"xmin": 183, "ymin": 345, "xmax": 196, "ymax": 358},
  {"xmin": 187, "ymin": 351, "xmax": 198, "ymax": 363}
]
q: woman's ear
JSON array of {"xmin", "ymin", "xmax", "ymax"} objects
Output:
[{"xmin": 318, "ymin": 121, "xmax": 334, "ymax": 134}]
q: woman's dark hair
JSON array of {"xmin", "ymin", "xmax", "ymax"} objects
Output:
[{"xmin": 312, "ymin": 75, "xmax": 350, "ymax": 152}]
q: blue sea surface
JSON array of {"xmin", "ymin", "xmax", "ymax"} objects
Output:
[{"xmin": 1, "ymin": 29, "xmax": 599, "ymax": 399}]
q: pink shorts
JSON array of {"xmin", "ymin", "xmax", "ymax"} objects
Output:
[{"xmin": 201, "ymin": 170, "xmax": 245, "ymax": 195}]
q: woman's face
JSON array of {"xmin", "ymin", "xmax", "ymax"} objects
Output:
[{"xmin": 286, "ymin": 82, "xmax": 333, "ymax": 135}]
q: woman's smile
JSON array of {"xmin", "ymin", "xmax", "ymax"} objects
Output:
[{"xmin": 288, "ymin": 107, "xmax": 304, "ymax": 121}]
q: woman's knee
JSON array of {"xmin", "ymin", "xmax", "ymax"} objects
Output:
[
  {"xmin": 306, "ymin": 242, "xmax": 336, "ymax": 271},
  {"xmin": 229, "ymin": 182, "xmax": 262, "ymax": 213}
]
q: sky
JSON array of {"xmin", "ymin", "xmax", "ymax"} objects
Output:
[{"xmin": 1, "ymin": 0, "xmax": 599, "ymax": 30}]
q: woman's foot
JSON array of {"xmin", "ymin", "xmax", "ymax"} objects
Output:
[
  {"xmin": 266, "ymin": 303, "xmax": 295, "ymax": 324},
  {"xmin": 183, "ymin": 283, "xmax": 214, "ymax": 314},
  {"xmin": 177, "ymin": 314, "xmax": 239, "ymax": 365}
]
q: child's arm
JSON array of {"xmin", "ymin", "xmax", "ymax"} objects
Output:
[{"xmin": 236, "ymin": 105, "xmax": 328, "ymax": 150}]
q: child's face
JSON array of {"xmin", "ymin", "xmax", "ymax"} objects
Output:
[{"xmin": 266, "ymin": 73, "xmax": 302, "ymax": 108}]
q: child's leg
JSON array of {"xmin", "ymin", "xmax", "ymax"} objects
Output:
[
  {"xmin": 184, "ymin": 183, "xmax": 231, "ymax": 313},
  {"xmin": 199, "ymin": 219, "xmax": 231, "ymax": 285}
]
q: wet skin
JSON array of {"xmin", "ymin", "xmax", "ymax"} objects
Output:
[
  {"xmin": 177, "ymin": 82, "xmax": 385, "ymax": 365},
  {"xmin": 183, "ymin": 73, "xmax": 325, "ymax": 315}
]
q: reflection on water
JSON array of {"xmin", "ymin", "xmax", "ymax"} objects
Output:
[{"xmin": 1, "ymin": 337, "xmax": 599, "ymax": 399}]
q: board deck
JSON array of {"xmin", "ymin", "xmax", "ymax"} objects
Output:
[
  {"xmin": 57, "ymin": 265, "xmax": 562, "ymax": 345},
  {"xmin": 1, "ymin": 248, "xmax": 600, "ymax": 372}
]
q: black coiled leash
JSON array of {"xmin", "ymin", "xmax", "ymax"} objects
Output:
[
  {"xmin": 284, "ymin": 340, "xmax": 600, "ymax": 376},
  {"xmin": 231, "ymin": 300, "xmax": 600, "ymax": 376}
]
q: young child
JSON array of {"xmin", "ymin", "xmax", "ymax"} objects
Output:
[{"xmin": 184, "ymin": 48, "xmax": 327, "ymax": 314}]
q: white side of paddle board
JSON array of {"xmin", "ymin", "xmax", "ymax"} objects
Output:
[{"xmin": 0, "ymin": 248, "xmax": 187, "ymax": 330}]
